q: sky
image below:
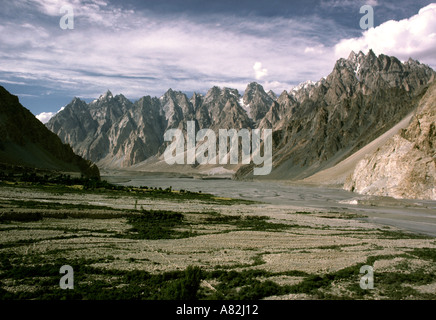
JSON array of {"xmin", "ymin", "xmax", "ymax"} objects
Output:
[{"xmin": 0, "ymin": 0, "xmax": 436, "ymax": 123}]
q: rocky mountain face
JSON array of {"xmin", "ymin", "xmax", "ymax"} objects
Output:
[
  {"xmin": 236, "ymin": 50, "xmax": 435, "ymax": 180},
  {"xmin": 49, "ymin": 91, "xmax": 166, "ymax": 168},
  {"xmin": 47, "ymin": 50, "xmax": 435, "ymax": 184},
  {"xmin": 195, "ymin": 86, "xmax": 252, "ymax": 130},
  {"xmin": 242, "ymin": 82, "xmax": 274, "ymax": 123},
  {"xmin": 0, "ymin": 86, "xmax": 100, "ymax": 178},
  {"xmin": 47, "ymin": 85, "xmax": 260, "ymax": 169},
  {"xmin": 344, "ymin": 80, "xmax": 436, "ymax": 200}
]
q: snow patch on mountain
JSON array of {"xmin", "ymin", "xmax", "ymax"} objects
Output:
[
  {"xmin": 238, "ymin": 97, "xmax": 251, "ymax": 118},
  {"xmin": 292, "ymin": 80, "xmax": 315, "ymax": 92}
]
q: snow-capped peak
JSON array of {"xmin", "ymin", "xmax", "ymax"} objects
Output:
[{"xmin": 292, "ymin": 80, "xmax": 315, "ymax": 92}]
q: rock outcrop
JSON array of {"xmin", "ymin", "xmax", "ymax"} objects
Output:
[
  {"xmin": 242, "ymin": 82, "xmax": 274, "ymax": 123},
  {"xmin": 344, "ymin": 81, "xmax": 436, "ymax": 200}
]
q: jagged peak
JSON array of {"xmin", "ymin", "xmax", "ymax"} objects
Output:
[
  {"xmin": 115, "ymin": 93, "xmax": 128, "ymax": 99},
  {"xmin": 205, "ymin": 86, "xmax": 239, "ymax": 97},
  {"xmin": 245, "ymin": 82, "xmax": 267, "ymax": 95},
  {"xmin": 137, "ymin": 95, "xmax": 153, "ymax": 103},
  {"xmin": 347, "ymin": 50, "xmax": 365, "ymax": 62},
  {"xmin": 162, "ymin": 88, "xmax": 174, "ymax": 97},
  {"xmin": 161, "ymin": 88, "xmax": 187, "ymax": 100},
  {"xmin": 247, "ymin": 81, "xmax": 263, "ymax": 88},
  {"xmin": 267, "ymin": 90, "xmax": 277, "ymax": 100},
  {"xmin": 347, "ymin": 50, "xmax": 357, "ymax": 60},
  {"xmin": 338, "ymin": 49, "xmax": 379, "ymax": 75},
  {"xmin": 98, "ymin": 90, "xmax": 113, "ymax": 101},
  {"xmin": 113, "ymin": 94, "xmax": 132, "ymax": 106},
  {"xmin": 223, "ymin": 87, "xmax": 239, "ymax": 97},
  {"xmin": 405, "ymin": 57, "xmax": 421, "ymax": 66},
  {"xmin": 345, "ymin": 50, "xmax": 430, "ymax": 73},
  {"xmin": 292, "ymin": 80, "xmax": 315, "ymax": 92},
  {"xmin": 205, "ymin": 86, "xmax": 222, "ymax": 97},
  {"xmin": 68, "ymin": 97, "xmax": 87, "ymax": 108}
]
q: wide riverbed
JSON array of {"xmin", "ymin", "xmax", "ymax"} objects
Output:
[{"xmin": 103, "ymin": 173, "xmax": 436, "ymax": 237}]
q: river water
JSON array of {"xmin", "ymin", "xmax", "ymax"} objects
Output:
[{"xmin": 103, "ymin": 173, "xmax": 436, "ymax": 237}]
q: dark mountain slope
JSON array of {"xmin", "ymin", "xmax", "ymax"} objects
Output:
[{"xmin": 0, "ymin": 86, "xmax": 100, "ymax": 178}]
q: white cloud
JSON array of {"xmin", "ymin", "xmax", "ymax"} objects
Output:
[
  {"xmin": 304, "ymin": 45, "xmax": 326, "ymax": 55},
  {"xmin": 261, "ymin": 81, "xmax": 292, "ymax": 94},
  {"xmin": 35, "ymin": 105, "xmax": 66, "ymax": 123},
  {"xmin": 0, "ymin": 79, "xmax": 27, "ymax": 85},
  {"xmin": 335, "ymin": 3, "xmax": 436, "ymax": 66},
  {"xmin": 4, "ymin": 0, "xmax": 408, "ymax": 114},
  {"xmin": 253, "ymin": 62, "xmax": 268, "ymax": 80},
  {"xmin": 36, "ymin": 112, "xmax": 55, "ymax": 124},
  {"xmin": 0, "ymin": 7, "xmax": 338, "ymax": 101}
]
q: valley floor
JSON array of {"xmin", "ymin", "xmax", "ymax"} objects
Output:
[{"xmin": 1, "ymin": 180, "xmax": 436, "ymax": 300}]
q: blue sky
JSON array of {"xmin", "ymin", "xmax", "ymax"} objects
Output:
[{"xmin": 1, "ymin": 0, "xmax": 435, "ymax": 123}]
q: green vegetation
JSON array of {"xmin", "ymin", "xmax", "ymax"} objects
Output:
[
  {"xmin": 204, "ymin": 250, "xmax": 436, "ymax": 300},
  {"xmin": 1, "ymin": 238, "xmax": 436, "ymax": 300},
  {"xmin": 0, "ymin": 251, "xmax": 304, "ymax": 300},
  {"xmin": 160, "ymin": 266, "xmax": 203, "ymax": 300},
  {"xmin": 0, "ymin": 171, "xmax": 257, "ymax": 205},
  {"xmin": 378, "ymin": 229, "xmax": 432, "ymax": 240},
  {"xmin": 0, "ymin": 211, "xmax": 44, "ymax": 222},
  {"xmin": 204, "ymin": 269, "xmax": 285, "ymax": 300},
  {"xmin": 0, "ymin": 252, "xmax": 204, "ymax": 300},
  {"xmin": 3, "ymin": 199, "xmax": 120, "ymax": 211},
  {"xmin": 408, "ymin": 248, "xmax": 436, "ymax": 261},
  {"xmin": 123, "ymin": 210, "xmax": 191, "ymax": 240},
  {"xmin": 205, "ymin": 212, "xmax": 293, "ymax": 232}
]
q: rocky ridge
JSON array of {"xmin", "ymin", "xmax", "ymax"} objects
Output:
[
  {"xmin": 237, "ymin": 50, "xmax": 435, "ymax": 180},
  {"xmin": 344, "ymin": 80, "xmax": 436, "ymax": 200}
]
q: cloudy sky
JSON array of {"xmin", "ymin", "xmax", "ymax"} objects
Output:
[{"xmin": 0, "ymin": 0, "xmax": 435, "ymax": 123}]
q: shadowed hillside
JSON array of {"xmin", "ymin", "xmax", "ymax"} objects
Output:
[{"xmin": 0, "ymin": 86, "xmax": 100, "ymax": 178}]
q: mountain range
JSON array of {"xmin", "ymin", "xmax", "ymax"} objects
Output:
[{"xmin": 45, "ymin": 50, "xmax": 436, "ymax": 199}]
